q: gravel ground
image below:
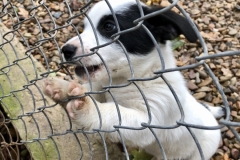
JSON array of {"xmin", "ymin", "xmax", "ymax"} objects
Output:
[{"xmin": 1, "ymin": 0, "xmax": 240, "ymax": 159}]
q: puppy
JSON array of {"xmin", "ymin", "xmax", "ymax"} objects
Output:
[{"xmin": 43, "ymin": 0, "xmax": 224, "ymax": 159}]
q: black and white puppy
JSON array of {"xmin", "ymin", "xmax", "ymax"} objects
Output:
[{"xmin": 43, "ymin": 0, "xmax": 224, "ymax": 159}]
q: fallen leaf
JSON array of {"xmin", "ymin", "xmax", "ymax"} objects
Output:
[{"xmin": 172, "ymin": 37, "xmax": 184, "ymax": 50}]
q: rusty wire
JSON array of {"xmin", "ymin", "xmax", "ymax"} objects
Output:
[{"xmin": 0, "ymin": 0, "xmax": 240, "ymax": 160}]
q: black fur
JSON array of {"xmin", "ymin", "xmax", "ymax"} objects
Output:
[{"xmin": 97, "ymin": 4, "xmax": 198, "ymax": 55}]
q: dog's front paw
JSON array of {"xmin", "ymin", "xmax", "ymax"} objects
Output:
[
  {"xmin": 42, "ymin": 77, "xmax": 70, "ymax": 101},
  {"xmin": 43, "ymin": 78, "xmax": 91, "ymax": 119},
  {"xmin": 66, "ymin": 82, "xmax": 89, "ymax": 119}
]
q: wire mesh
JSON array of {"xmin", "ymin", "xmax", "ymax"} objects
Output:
[{"xmin": 0, "ymin": 0, "xmax": 240, "ymax": 160}]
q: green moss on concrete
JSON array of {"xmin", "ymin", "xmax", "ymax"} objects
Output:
[
  {"xmin": 0, "ymin": 22, "xmax": 104, "ymax": 160},
  {"xmin": 27, "ymin": 139, "xmax": 59, "ymax": 160},
  {"xmin": 0, "ymin": 23, "xmax": 59, "ymax": 160}
]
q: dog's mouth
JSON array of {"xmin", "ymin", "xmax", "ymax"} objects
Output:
[{"xmin": 75, "ymin": 64, "xmax": 102, "ymax": 77}]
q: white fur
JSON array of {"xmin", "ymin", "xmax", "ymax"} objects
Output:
[{"xmin": 47, "ymin": 0, "xmax": 224, "ymax": 159}]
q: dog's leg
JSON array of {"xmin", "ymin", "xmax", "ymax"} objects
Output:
[
  {"xmin": 42, "ymin": 77, "xmax": 89, "ymax": 118},
  {"xmin": 42, "ymin": 77, "xmax": 153, "ymax": 146}
]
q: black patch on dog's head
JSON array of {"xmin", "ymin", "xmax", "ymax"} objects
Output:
[{"xmin": 97, "ymin": 4, "xmax": 198, "ymax": 55}]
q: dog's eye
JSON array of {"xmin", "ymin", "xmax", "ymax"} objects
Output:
[{"xmin": 104, "ymin": 22, "xmax": 116, "ymax": 31}]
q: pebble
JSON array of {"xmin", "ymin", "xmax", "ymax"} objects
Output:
[
  {"xmin": 208, "ymin": 23, "xmax": 215, "ymax": 29},
  {"xmin": 209, "ymin": 63, "xmax": 216, "ymax": 69},
  {"xmin": 222, "ymin": 81, "xmax": 230, "ymax": 87},
  {"xmin": 233, "ymin": 143, "xmax": 240, "ymax": 149},
  {"xmin": 187, "ymin": 81, "xmax": 198, "ymax": 90},
  {"xmin": 193, "ymin": 92, "xmax": 206, "ymax": 99},
  {"xmin": 220, "ymin": 75, "xmax": 233, "ymax": 82},
  {"xmin": 212, "ymin": 97, "xmax": 221, "ymax": 104},
  {"xmin": 206, "ymin": 43, "xmax": 213, "ymax": 51},
  {"xmin": 214, "ymin": 155, "xmax": 222, "ymax": 160},
  {"xmin": 59, "ymin": 3, "xmax": 65, "ymax": 12},
  {"xmin": 189, "ymin": 70, "xmax": 196, "ymax": 79},
  {"xmin": 197, "ymin": 70, "xmax": 208, "ymax": 79},
  {"xmin": 56, "ymin": 72, "xmax": 67, "ymax": 77},
  {"xmin": 229, "ymin": 85, "xmax": 238, "ymax": 92},
  {"xmin": 204, "ymin": 93, "xmax": 213, "ymax": 102},
  {"xmin": 223, "ymin": 146, "xmax": 229, "ymax": 152},
  {"xmin": 195, "ymin": 72, "xmax": 201, "ymax": 83},
  {"xmin": 223, "ymin": 87, "xmax": 232, "ymax": 94},
  {"xmin": 219, "ymin": 43, "xmax": 227, "ymax": 51},
  {"xmin": 51, "ymin": 56, "xmax": 61, "ymax": 64},
  {"xmin": 221, "ymin": 127, "xmax": 229, "ymax": 133},
  {"xmin": 208, "ymin": 15, "xmax": 219, "ymax": 22},
  {"xmin": 236, "ymin": 101, "xmax": 240, "ymax": 110},
  {"xmin": 37, "ymin": 12, "xmax": 47, "ymax": 16},
  {"xmin": 146, "ymin": 0, "xmax": 152, "ymax": 5},
  {"xmin": 228, "ymin": 29, "xmax": 238, "ymax": 35},
  {"xmin": 39, "ymin": 19, "xmax": 52, "ymax": 23},
  {"xmin": 34, "ymin": 55, "xmax": 41, "ymax": 61},
  {"xmin": 191, "ymin": 9, "xmax": 200, "ymax": 15},
  {"xmin": 225, "ymin": 130, "xmax": 235, "ymax": 139},
  {"xmin": 24, "ymin": 33, "xmax": 32, "ymax": 38},
  {"xmin": 72, "ymin": 19, "xmax": 80, "ymax": 25},
  {"xmin": 216, "ymin": 149, "xmax": 224, "ymax": 156},
  {"xmin": 235, "ymin": 69, "xmax": 240, "ymax": 77},
  {"xmin": 234, "ymin": 116, "xmax": 240, "ymax": 122},
  {"xmin": 196, "ymin": 86, "xmax": 212, "ymax": 92},
  {"xmin": 62, "ymin": 14, "xmax": 69, "ymax": 18},
  {"xmin": 29, "ymin": 37, "xmax": 36, "ymax": 45},
  {"xmin": 223, "ymin": 138, "xmax": 229, "ymax": 147},
  {"xmin": 53, "ymin": 11, "xmax": 62, "ymax": 19},
  {"xmin": 231, "ymin": 111, "xmax": 238, "ymax": 117},
  {"xmin": 231, "ymin": 148, "xmax": 240, "ymax": 160},
  {"xmin": 41, "ymin": 24, "xmax": 49, "ymax": 31},
  {"xmin": 198, "ymin": 77, "xmax": 212, "ymax": 87},
  {"xmin": 70, "ymin": 0, "xmax": 82, "ymax": 11},
  {"xmin": 202, "ymin": 16, "xmax": 210, "ymax": 24}
]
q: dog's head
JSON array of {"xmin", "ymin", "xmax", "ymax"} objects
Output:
[{"xmin": 62, "ymin": 0, "xmax": 197, "ymax": 82}]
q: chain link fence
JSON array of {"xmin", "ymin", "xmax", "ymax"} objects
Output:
[{"xmin": 1, "ymin": 0, "xmax": 240, "ymax": 159}]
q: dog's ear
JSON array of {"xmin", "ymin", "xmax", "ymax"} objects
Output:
[{"xmin": 143, "ymin": 6, "xmax": 198, "ymax": 43}]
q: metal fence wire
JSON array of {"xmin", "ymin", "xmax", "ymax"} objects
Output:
[{"xmin": 0, "ymin": 0, "xmax": 240, "ymax": 160}]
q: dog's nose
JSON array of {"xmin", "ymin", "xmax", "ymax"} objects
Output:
[{"xmin": 62, "ymin": 44, "xmax": 77, "ymax": 61}]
